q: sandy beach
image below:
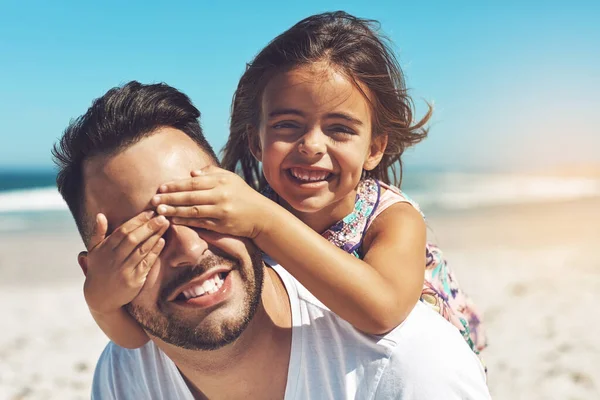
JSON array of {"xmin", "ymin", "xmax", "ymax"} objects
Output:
[
  {"xmin": 428, "ymin": 197, "xmax": 600, "ymax": 399},
  {"xmin": 1, "ymin": 196, "xmax": 599, "ymax": 399}
]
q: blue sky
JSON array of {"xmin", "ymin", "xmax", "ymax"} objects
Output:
[{"xmin": 1, "ymin": 0, "xmax": 598, "ymax": 171}]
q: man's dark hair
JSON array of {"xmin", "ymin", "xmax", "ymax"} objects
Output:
[{"xmin": 52, "ymin": 81, "xmax": 218, "ymax": 244}]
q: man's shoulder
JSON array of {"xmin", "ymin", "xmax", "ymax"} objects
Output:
[
  {"xmin": 91, "ymin": 342, "xmax": 151, "ymax": 399},
  {"xmin": 94, "ymin": 340, "xmax": 156, "ymax": 375},
  {"xmin": 92, "ymin": 341, "xmax": 191, "ymax": 400},
  {"xmin": 267, "ymin": 259, "xmax": 490, "ymax": 398},
  {"xmin": 377, "ymin": 302, "xmax": 490, "ymax": 398},
  {"xmin": 384, "ymin": 301, "xmax": 465, "ymax": 343},
  {"xmin": 383, "ymin": 301, "xmax": 484, "ymax": 369}
]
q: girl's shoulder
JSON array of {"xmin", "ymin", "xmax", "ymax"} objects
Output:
[
  {"xmin": 360, "ymin": 179, "xmax": 427, "ymax": 255},
  {"xmin": 375, "ymin": 180, "xmax": 425, "ymax": 220}
]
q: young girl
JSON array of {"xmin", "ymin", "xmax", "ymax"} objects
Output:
[{"xmin": 84, "ymin": 11, "xmax": 486, "ymax": 354}]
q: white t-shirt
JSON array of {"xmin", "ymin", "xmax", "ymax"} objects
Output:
[{"xmin": 92, "ymin": 262, "xmax": 490, "ymax": 399}]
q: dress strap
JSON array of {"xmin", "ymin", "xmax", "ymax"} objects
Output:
[{"xmin": 365, "ymin": 182, "xmax": 425, "ymax": 233}]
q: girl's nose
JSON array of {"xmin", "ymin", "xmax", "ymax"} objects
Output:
[{"xmin": 298, "ymin": 129, "xmax": 326, "ymax": 157}]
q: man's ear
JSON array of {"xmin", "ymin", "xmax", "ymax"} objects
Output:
[
  {"xmin": 77, "ymin": 251, "xmax": 89, "ymax": 276},
  {"xmin": 363, "ymin": 133, "xmax": 389, "ymax": 171},
  {"xmin": 247, "ymin": 125, "xmax": 262, "ymax": 162}
]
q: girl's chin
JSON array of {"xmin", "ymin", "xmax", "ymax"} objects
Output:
[{"xmin": 282, "ymin": 195, "xmax": 330, "ymax": 214}]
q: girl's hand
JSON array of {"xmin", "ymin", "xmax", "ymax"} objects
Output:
[
  {"xmin": 152, "ymin": 166, "xmax": 272, "ymax": 239},
  {"xmin": 82, "ymin": 211, "xmax": 169, "ymax": 315}
]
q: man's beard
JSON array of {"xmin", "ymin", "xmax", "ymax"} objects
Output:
[{"xmin": 124, "ymin": 250, "xmax": 265, "ymax": 351}]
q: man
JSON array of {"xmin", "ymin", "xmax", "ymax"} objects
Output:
[{"xmin": 54, "ymin": 81, "xmax": 490, "ymax": 399}]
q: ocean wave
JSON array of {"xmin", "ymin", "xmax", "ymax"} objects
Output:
[
  {"xmin": 0, "ymin": 215, "xmax": 31, "ymax": 232},
  {"xmin": 0, "ymin": 187, "xmax": 68, "ymax": 213},
  {"xmin": 411, "ymin": 174, "xmax": 600, "ymax": 210},
  {"xmin": 1, "ymin": 175, "xmax": 599, "ymax": 215}
]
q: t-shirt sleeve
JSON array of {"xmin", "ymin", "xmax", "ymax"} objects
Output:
[
  {"xmin": 91, "ymin": 342, "xmax": 158, "ymax": 400},
  {"xmin": 374, "ymin": 341, "xmax": 491, "ymax": 399},
  {"xmin": 90, "ymin": 341, "xmax": 194, "ymax": 400},
  {"xmin": 91, "ymin": 342, "xmax": 119, "ymax": 400}
]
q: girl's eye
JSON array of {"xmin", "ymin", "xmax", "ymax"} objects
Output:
[
  {"xmin": 272, "ymin": 121, "xmax": 301, "ymax": 130},
  {"xmin": 329, "ymin": 125, "xmax": 356, "ymax": 136}
]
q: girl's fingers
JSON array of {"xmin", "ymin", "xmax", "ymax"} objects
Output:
[
  {"xmin": 108, "ymin": 210, "xmax": 156, "ymax": 248},
  {"xmin": 113, "ymin": 215, "xmax": 170, "ymax": 259},
  {"xmin": 133, "ymin": 238, "xmax": 165, "ymax": 279},
  {"xmin": 171, "ymin": 217, "xmax": 220, "ymax": 230},
  {"xmin": 122, "ymin": 224, "xmax": 167, "ymax": 268},
  {"xmin": 89, "ymin": 213, "xmax": 108, "ymax": 250},
  {"xmin": 156, "ymin": 204, "xmax": 220, "ymax": 219},
  {"xmin": 190, "ymin": 165, "xmax": 221, "ymax": 177},
  {"xmin": 158, "ymin": 174, "xmax": 222, "ymax": 194},
  {"xmin": 152, "ymin": 189, "xmax": 217, "ymax": 208}
]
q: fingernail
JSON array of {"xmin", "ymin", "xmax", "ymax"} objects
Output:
[
  {"xmin": 152, "ymin": 195, "xmax": 161, "ymax": 204},
  {"xmin": 157, "ymin": 215, "xmax": 167, "ymax": 223},
  {"xmin": 159, "ymin": 185, "xmax": 168, "ymax": 192},
  {"xmin": 157, "ymin": 205, "xmax": 168, "ymax": 214},
  {"xmin": 145, "ymin": 210, "xmax": 155, "ymax": 218}
]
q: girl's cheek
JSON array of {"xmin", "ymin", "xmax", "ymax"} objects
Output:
[
  {"xmin": 260, "ymin": 144, "xmax": 283, "ymax": 168},
  {"xmin": 270, "ymin": 140, "xmax": 295, "ymax": 156}
]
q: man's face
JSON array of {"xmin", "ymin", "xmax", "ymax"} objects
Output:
[{"xmin": 83, "ymin": 127, "xmax": 264, "ymax": 350}]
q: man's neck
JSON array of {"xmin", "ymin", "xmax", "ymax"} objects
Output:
[{"xmin": 156, "ymin": 267, "xmax": 292, "ymax": 399}]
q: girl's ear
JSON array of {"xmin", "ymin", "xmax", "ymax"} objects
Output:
[
  {"xmin": 247, "ymin": 125, "xmax": 263, "ymax": 162},
  {"xmin": 363, "ymin": 133, "xmax": 388, "ymax": 171}
]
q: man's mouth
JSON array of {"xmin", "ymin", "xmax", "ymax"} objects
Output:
[
  {"xmin": 288, "ymin": 167, "xmax": 333, "ymax": 183},
  {"xmin": 168, "ymin": 268, "xmax": 233, "ymax": 303},
  {"xmin": 175, "ymin": 271, "xmax": 230, "ymax": 301}
]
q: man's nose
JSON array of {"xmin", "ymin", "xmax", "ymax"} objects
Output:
[
  {"xmin": 298, "ymin": 128, "xmax": 326, "ymax": 157},
  {"xmin": 161, "ymin": 224, "xmax": 209, "ymax": 268}
]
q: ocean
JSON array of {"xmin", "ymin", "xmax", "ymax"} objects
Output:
[
  {"xmin": 1, "ymin": 169, "xmax": 600, "ymax": 235},
  {"xmin": 0, "ymin": 170, "xmax": 75, "ymax": 234}
]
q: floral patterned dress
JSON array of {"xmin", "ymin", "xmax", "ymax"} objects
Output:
[{"xmin": 264, "ymin": 178, "xmax": 487, "ymax": 355}]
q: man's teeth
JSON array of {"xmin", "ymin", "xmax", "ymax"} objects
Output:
[
  {"xmin": 290, "ymin": 168, "xmax": 331, "ymax": 182},
  {"xmin": 181, "ymin": 273, "xmax": 226, "ymax": 300}
]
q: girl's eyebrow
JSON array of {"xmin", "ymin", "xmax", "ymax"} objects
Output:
[
  {"xmin": 268, "ymin": 109, "xmax": 363, "ymax": 125},
  {"xmin": 268, "ymin": 108, "xmax": 305, "ymax": 118},
  {"xmin": 324, "ymin": 112, "xmax": 363, "ymax": 126}
]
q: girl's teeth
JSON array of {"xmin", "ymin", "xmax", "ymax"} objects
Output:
[{"xmin": 290, "ymin": 168, "xmax": 330, "ymax": 182}]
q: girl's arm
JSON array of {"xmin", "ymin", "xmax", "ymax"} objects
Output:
[
  {"xmin": 255, "ymin": 200, "xmax": 426, "ymax": 334},
  {"xmin": 156, "ymin": 168, "xmax": 425, "ymax": 335},
  {"xmin": 90, "ymin": 309, "xmax": 150, "ymax": 349}
]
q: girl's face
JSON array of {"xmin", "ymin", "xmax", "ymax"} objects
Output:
[{"xmin": 253, "ymin": 62, "xmax": 387, "ymax": 217}]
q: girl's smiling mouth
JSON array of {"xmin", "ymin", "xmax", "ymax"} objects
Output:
[
  {"xmin": 288, "ymin": 167, "xmax": 332, "ymax": 182},
  {"xmin": 286, "ymin": 167, "xmax": 334, "ymax": 186}
]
